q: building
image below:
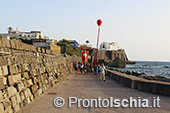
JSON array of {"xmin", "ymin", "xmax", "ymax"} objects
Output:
[
  {"xmin": 17, "ymin": 31, "xmax": 43, "ymax": 40},
  {"xmin": 0, "ymin": 27, "xmax": 49, "ymax": 40},
  {"xmin": 69, "ymin": 40, "xmax": 79, "ymax": 47},
  {"xmin": 79, "ymin": 44, "xmax": 92, "ymax": 51},
  {"xmin": 99, "ymin": 42, "xmax": 123, "ymax": 51},
  {"xmin": 50, "ymin": 40, "xmax": 60, "ymax": 53},
  {"xmin": 0, "ymin": 33, "xmax": 17, "ymax": 39},
  {"xmin": 50, "ymin": 45, "xmax": 61, "ymax": 53},
  {"xmin": 32, "ymin": 39, "xmax": 61, "ymax": 53},
  {"xmin": 32, "ymin": 39, "xmax": 51, "ymax": 48}
]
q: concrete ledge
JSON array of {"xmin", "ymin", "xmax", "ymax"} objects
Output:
[{"xmin": 107, "ymin": 69, "xmax": 170, "ymax": 96}]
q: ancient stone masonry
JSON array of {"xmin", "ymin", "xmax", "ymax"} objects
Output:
[
  {"xmin": 0, "ymin": 38, "xmax": 73, "ymax": 113},
  {"xmin": 89, "ymin": 49, "xmax": 130, "ymax": 66}
]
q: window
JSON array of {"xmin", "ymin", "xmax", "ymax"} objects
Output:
[{"xmin": 103, "ymin": 45, "xmax": 105, "ymax": 48}]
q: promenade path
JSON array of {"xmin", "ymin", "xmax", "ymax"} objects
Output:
[{"xmin": 20, "ymin": 72, "xmax": 170, "ymax": 113}]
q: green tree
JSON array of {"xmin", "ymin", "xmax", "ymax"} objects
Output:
[
  {"xmin": 57, "ymin": 39, "xmax": 70, "ymax": 45},
  {"xmin": 57, "ymin": 39, "xmax": 81, "ymax": 56}
]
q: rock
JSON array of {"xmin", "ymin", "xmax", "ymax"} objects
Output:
[
  {"xmin": 29, "ymin": 94, "xmax": 34, "ymax": 102},
  {"xmin": 10, "ymin": 96, "xmax": 17, "ymax": 108},
  {"xmin": 23, "ymin": 88, "xmax": 32, "ymax": 98},
  {"xmin": 132, "ymin": 71, "xmax": 142, "ymax": 77},
  {"xmin": 15, "ymin": 93, "xmax": 21, "ymax": 104},
  {"xmin": 20, "ymin": 92, "xmax": 25, "ymax": 101},
  {"xmin": 2, "ymin": 98, "xmax": 11, "ymax": 110},
  {"xmin": 126, "ymin": 61, "xmax": 136, "ymax": 64},
  {"xmin": 119, "ymin": 70, "xmax": 125, "ymax": 73},
  {"xmin": 0, "ymin": 90, "xmax": 3, "ymax": 101},
  {"xmin": 164, "ymin": 65, "xmax": 169, "ymax": 68},
  {"xmin": 0, "ymin": 77, "xmax": 6, "ymax": 89},
  {"xmin": 9, "ymin": 64, "xmax": 18, "ymax": 75},
  {"xmin": 13, "ymin": 104, "xmax": 20, "ymax": 113},
  {"xmin": 31, "ymin": 85, "xmax": 38, "ymax": 94},
  {"xmin": 27, "ymin": 79, "xmax": 33, "ymax": 87},
  {"xmin": 8, "ymin": 74, "xmax": 21, "ymax": 85},
  {"xmin": 109, "ymin": 57, "xmax": 126, "ymax": 68},
  {"xmin": 17, "ymin": 82, "xmax": 25, "ymax": 92},
  {"xmin": 0, "ymin": 102, "xmax": 4, "ymax": 112},
  {"xmin": 0, "ymin": 67, "xmax": 3, "ymax": 77},
  {"xmin": 22, "ymin": 72, "xmax": 29, "ymax": 79},
  {"xmin": 125, "ymin": 71, "xmax": 131, "ymax": 75},
  {"xmin": 21, "ymin": 64, "xmax": 30, "ymax": 72},
  {"xmin": 1, "ymin": 65, "xmax": 9, "ymax": 76},
  {"xmin": 24, "ymin": 98, "xmax": 31, "ymax": 106},
  {"xmin": 34, "ymin": 90, "xmax": 40, "ymax": 99},
  {"xmin": 7, "ymin": 86, "xmax": 17, "ymax": 97},
  {"xmin": 23, "ymin": 79, "xmax": 33, "ymax": 88}
]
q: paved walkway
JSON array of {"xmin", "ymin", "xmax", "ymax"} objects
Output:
[{"xmin": 21, "ymin": 73, "xmax": 170, "ymax": 113}]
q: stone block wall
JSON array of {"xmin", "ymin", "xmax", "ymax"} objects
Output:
[
  {"xmin": 90, "ymin": 49, "xmax": 129, "ymax": 62},
  {"xmin": 107, "ymin": 69, "xmax": 170, "ymax": 96},
  {"xmin": 71, "ymin": 56, "xmax": 82, "ymax": 62},
  {"xmin": 0, "ymin": 38, "xmax": 73, "ymax": 113}
]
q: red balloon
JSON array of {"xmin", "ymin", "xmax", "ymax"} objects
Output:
[{"xmin": 97, "ymin": 19, "xmax": 102, "ymax": 26}]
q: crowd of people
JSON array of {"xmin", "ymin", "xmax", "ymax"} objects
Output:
[{"xmin": 73, "ymin": 62, "xmax": 107, "ymax": 82}]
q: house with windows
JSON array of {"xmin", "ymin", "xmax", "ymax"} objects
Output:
[
  {"xmin": 99, "ymin": 41, "xmax": 123, "ymax": 51},
  {"xmin": 69, "ymin": 40, "xmax": 79, "ymax": 47},
  {"xmin": 0, "ymin": 27, "xmax": 49, "ymax": 40}
]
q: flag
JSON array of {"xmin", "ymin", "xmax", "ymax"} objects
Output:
[
  {"xmin": 82, "ymin": 50, "xmax": 89, "ymax": 62},
  {"xmin": 93, "ymin": 56, "xmax": 97, "ymax": 64},
  {"xmin": 89, "ymin": 56, "xmax": 94, "ymax": 63}
]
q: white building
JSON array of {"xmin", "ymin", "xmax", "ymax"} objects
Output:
[
  {"xmin": 0, "ymin": 27, "xmax": 48, "ymax": 40},
  {"xmin": 32, "ymin": 39, "xmax": 51, "ymax": 48},
  {"xmin": 16, "ymin": 27, "xmax": 44, "ymax": 40},
  {"xmin": 99, "ymin": 41, "xmax": 123, "ymax": 51}
]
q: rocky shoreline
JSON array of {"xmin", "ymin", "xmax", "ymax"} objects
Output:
[{"xmin": 107, "ymin": 67, "xmax": 170, "ymax": 82}]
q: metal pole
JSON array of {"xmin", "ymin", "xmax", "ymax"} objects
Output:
[{"xmin": 96, "ymin": 26, "xmax": 100, "ymax": 64}]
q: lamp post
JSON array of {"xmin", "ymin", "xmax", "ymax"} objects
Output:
[{"xmin": 95, "ymin": 19, "xmax": 102, "ymax": 64}]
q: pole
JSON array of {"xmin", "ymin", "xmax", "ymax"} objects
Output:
[{"xmin": 95, "ymin": 26, "xmax": 100, "ymax": 64}]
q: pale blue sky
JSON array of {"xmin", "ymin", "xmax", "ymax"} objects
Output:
[{"xmin": 0, "ymin": 0, "xmax": 170, "ymax": 61}]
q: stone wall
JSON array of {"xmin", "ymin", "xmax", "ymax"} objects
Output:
[
  {"xmin": 0, "ymin": 38, "xmax": 73, "ymax": 113},
  {"xmin": 106, "ymin": 69, "xmax": 170, "ymax": 96},
  {"xmin": 71, "ymin": 56, "xmax": 82, "ymax": 62},
  {"xmin": 89, "ymin": 49, "xmax": 129, "ymax": 62}
]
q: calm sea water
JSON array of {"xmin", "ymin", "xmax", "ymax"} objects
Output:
[{"xmin": 110, "ymin": 61, "xmax": 170, "ymax": 78}]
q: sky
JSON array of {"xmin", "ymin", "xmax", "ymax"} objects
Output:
[{"xmin": 0, "ymin": 0, "xmax": 170, "ymax": 62}]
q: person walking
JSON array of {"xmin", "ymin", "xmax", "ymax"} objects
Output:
[
  {"xmin": 74, "ymin": 62, "xmax": 78, "ymax": 73},
  {"xmin": 99, "ymin": 63, "xmax": 107, "ymax": 82},
  {"xmin": 94, "ymin": 64, "xmax": 98, "ymax": 77},
  {"xmin": 97, "ymin": 64, "xmax": 101, "ymax": 76},
  {"xmin": 87, "ymin": 63, "xmax": 90, "ymax": 75},
  {"xmin": 80, "ymin": 62, "xmax": 84, "ymax": 74},
  {"xmin": 84, "ymin": 63, "xmax": 88, "ymax": 75}
]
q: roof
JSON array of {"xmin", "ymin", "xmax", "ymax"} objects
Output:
[
  {"xmin": 31, "ymin": 31, "xmax": 41, "ymax": 33},
  {"xmin": 101, "ymin": 41, "xmax": 117, "ymax": 45}
]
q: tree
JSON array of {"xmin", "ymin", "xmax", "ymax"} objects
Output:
[
  {"xmin": 57, "ymin": 39, "xmax": 70, "ymax": 45},
  {"xmin": 57, "ymin": 39, "xmax": 81, "ymax": 56}
]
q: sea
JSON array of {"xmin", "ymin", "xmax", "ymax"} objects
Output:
[{"xmin": 109, "ymin": 61, "xmax": 170, "ymax": 78}]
